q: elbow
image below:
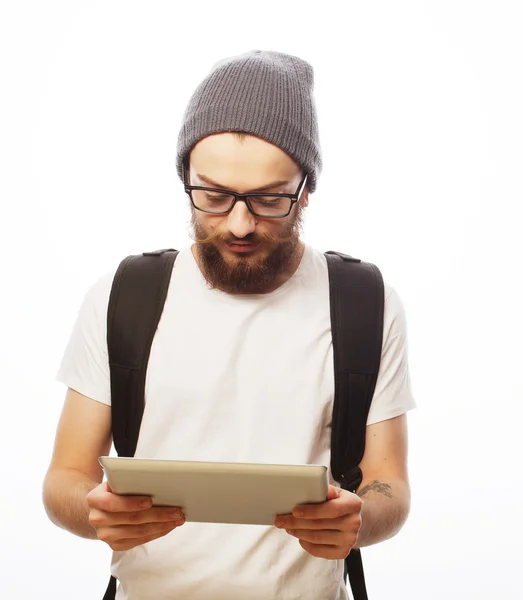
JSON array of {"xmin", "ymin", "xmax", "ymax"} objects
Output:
[
  {"xmin": 42, "ymin": 470, "xmax": 61, "ymax": 527},
  {"xmin": 395, "ymin": 478, "xmax": 412, "ymax": 528}
]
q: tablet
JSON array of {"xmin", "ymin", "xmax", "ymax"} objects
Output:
[{"xmin": 98, "ymin": 456, "xmax": 329, "ymax": 526}]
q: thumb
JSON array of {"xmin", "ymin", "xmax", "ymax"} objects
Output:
[{"xmin": 328, "ymin": 485, "xmax": 341, "ymax": 500}]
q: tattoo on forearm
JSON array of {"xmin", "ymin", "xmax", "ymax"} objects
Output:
[{"xmin": 358, "ymin": 480, "xmax": 393, "ymax": 499}]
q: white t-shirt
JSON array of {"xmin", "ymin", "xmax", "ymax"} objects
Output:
[{"xmin": 57, "ymin": 245, "xmax": 416, "ymax": 600}]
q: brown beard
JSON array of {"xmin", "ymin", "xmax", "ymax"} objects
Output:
[{"xmin": 190, "ymin": 205, "xmax": 305, "ymax": 294}]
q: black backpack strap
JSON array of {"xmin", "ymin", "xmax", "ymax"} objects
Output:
[
  {"xmin": 103, "ymin": 248, "xmax": 178, "ymax": 599},
  {"xmin": 107, "ymin": 248, "xmax": 179, "ymax": 457},
  {"xmin": 324, "ymin": 251, "xmax": 385, "ymax": 600},
  {"xmin": 102, "ymin": 576, "xmax": 117, "ymax": 600}
]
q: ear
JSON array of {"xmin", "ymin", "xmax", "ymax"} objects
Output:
[
  {"xmin": 301, "ymin": 187, "xmax": 310, "ymax": 208},
  {"xmin": 183, "ymin": 156, "xmax": 191, "ymax": 185}
]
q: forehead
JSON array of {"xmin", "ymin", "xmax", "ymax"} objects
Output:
[{"xmin": 189, "ymin": 133, "xmax": 300, "ymax": 190}]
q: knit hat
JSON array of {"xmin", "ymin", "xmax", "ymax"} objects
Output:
[{"xmin": 176, "ymin": 50, "xmax": 322, "ymax": 193}]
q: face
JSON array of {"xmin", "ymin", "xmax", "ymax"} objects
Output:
[{"xmin": 187, "ymin": 133, "xmax": 309, "ymax": 294}]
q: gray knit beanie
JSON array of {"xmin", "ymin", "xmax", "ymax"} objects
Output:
[{"xmin": 176, "ymin": 50, "xmax": 322, "ymax": 193}]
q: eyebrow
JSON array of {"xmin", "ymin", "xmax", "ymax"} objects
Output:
[{"xmin": 195, "ymin": 173, "xmax": 291, "ymax": 192}]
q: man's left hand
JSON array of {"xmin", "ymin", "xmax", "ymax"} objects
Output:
[{"xmin": 273, "ymin": 485, "xmax": 362, "ymax": 559}]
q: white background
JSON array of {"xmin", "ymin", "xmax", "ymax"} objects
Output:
[{"xmin": 1, "ymin": 1, "xmax": 522, "ymax": 598}]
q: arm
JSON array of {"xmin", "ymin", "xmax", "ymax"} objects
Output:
[
  {"xmin": 273, "ymin": 413, "xmax": 411, "ymax": 558},
  {"xmin": 43, "ymin": 387, "xmax": 186, "ymax": 549},
  {"xmin": 46, "ymin": 273, "xmax": 186, "ymax": 549},
  {"xmin": 42, "ymin": 387, "xmax": 113, "ymax": 539},
  {"xmin": 355, "ymin": 413, "xmax": 411, "ymax": 548}
]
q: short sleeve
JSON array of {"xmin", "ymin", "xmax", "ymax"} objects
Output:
[
  {"xmin": 56, "ymin": 271, "xmax": 115, "ymax": 406},
  {"xmin": 366, "ymin": 284, "xmax": 416, "ymax": 425}
]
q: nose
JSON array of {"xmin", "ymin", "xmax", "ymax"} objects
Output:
[{"xmin": 226, "ymin": 201, "xmax": 257, "ymax": 239}]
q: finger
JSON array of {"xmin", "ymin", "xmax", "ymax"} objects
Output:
[
  {"xmin": 277, "ymin": 516, "xmax": 345, "ymax": 531},
  {"xmin": 299, "ymin": 539, "xmax": 347, "ymax": 560},
  {"xmin": 97, "ymin": 517, "xmax": 185, "ymax": 544},
  {"xmin": 286, "ymin": 528, "xmax": 342, "ymax": 546},
  {"xmin": 327, "ymin": 485, "xmax": 341, "ymax": 500},
  {"xmin": 90, "ymin": 506, "xmax": 183, "ymax": 528},
  {"xmin": 109, "ymin": 523, "xmax": 183, "ymax": 552},
  {"xmin": 88, "ymin": 487, "xmax": 155, "ymax": 513},
  {"xmin": 95, "ymin": 506, "xmax": 185, "ymax": 527},
  {"xmin": 292, "ymin": 489, "xmax": 362, "ymax": 520},
  {"xmin": 286, "ymin": 485, "xmax": 339, "ymax": 519}
]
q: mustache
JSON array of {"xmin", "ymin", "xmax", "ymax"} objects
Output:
[{"xmin": 192, "ymin": 228, "xmax": 293, "ymax": 246}]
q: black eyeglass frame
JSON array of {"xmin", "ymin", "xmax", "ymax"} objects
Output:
[{"xmin": 183, "ymin": 168, "xmax": 308, "ymax": 219}]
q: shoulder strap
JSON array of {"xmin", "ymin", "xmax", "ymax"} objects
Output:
[
  {"xmin": 324, "ymin": 250, "xmax": 385, "ymax": 600},
  {"xmin": 107, "ymin": 248, "xmax": 179, "ymax": 457},
  {"xmin": 103, "ymin": 248, "xmax": 178, "ymax": 600}
]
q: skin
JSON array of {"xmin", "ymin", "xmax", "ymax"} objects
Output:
[
  {"xmin": 43, "ymin": 133, "xmax": 411, "ymax": 559},
  {"xmin": 274, "ymin": 414, "xmax": 411, "ymax": 558},
  {"xmin": 188, "ymin": 133, "xmax": 309, "ymax": 294},
  {"xmin": 42, "ymin": 388, "xmax": 184, "ymax": 550}
]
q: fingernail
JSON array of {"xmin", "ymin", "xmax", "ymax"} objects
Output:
[
  {"xmin": 170, "ymin": 509, "xmax": 182, "ymax": 519},
  {"xmin": 140, "ymin": 499, "xmax": 152, "ymax": 509},
  {"xmin": 274, "ymin": 518, "xmax": 283, "ymax": 527}
]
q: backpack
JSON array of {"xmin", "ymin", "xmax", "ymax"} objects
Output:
[{"xmin": 102, "ymin": 248, "xmax": 384, "ymax": 600}]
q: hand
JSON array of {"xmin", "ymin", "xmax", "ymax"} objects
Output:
[
  {"xmin": 273, "ymin": 485, "xmax": 362, "ymax": 559},
  {"xmin": 87, "ymin": 482, "xmax": 186, "ymax": 551}
]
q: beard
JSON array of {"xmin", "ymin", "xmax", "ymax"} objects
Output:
[{"xmin": 190, "ymin": 205, "xmax": 305, "ymax": 294}]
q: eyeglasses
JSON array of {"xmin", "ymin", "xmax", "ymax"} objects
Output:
[{"xmin": 184, "ymin": 172, "xmax": 308, "ymax": 218}]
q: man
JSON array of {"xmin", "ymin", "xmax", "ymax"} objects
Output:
[{"xmin": 43, "ymin": 50, "xmax": 415, "ymax": 599}]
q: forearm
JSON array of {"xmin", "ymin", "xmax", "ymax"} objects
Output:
[
  {"xmin": 42, "ymin": 467, "xmax": 99, "ymax": 539},
  {"xmin": 355, "ymin": 477, "xmax": 411, "ymax": 548}
]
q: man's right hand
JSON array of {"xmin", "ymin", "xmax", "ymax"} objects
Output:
[{"xmin": 87, "ymin": 482, "xmax": 186, "ymax": 551}]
